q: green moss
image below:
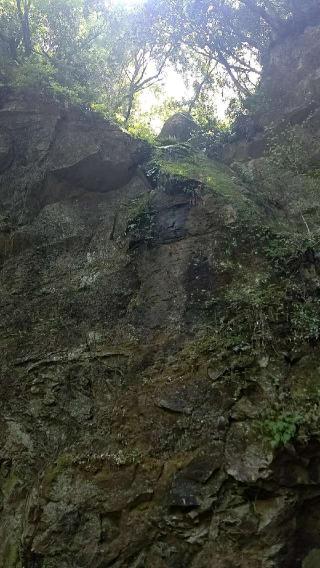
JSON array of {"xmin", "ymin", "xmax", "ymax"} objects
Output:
[
  {"xmin": 149, "ymin": 145, "xmax": 258, "ymax": 218},
  {"xmin": 162, "ymin": 155, "xmax": 230, "ymax": 189},
  {"xmin": 124, "ymin": 193, "xmax": 155, "ymax": 242},
  {"xmin": 42, "ymin": 454, "xmax": 74, "ymax": 494},
  {"xmin": 3, "ymin": 540, "xmax": 20, "ymax": 568},
  {"xmin": 303, "ymin": 549, "xmax": 320, "ymax": 568},
  {"xmin": 160, "ymin": 152, "xmax": 247, "ymax": 199}
]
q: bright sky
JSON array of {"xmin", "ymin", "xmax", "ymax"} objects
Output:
[
  {"xmin": 110, "ymin": 0, "xmax": 233, "ymax": 131},
  {"xmin": 110, "ymin": 0, "xmax": 144, "ymax": 5},
  {"xmin": 140, "ymin": 68, "xmax": 231, "ymax": 132}
]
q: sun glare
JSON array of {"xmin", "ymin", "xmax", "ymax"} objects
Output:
[{"xmin": 110, "ymin": 0, "xmax": 144, "ymax": 5}]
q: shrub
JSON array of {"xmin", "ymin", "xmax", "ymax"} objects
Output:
[{"xmin": 262, "ymin": 412, "xmax": 303, "ymax": 448}]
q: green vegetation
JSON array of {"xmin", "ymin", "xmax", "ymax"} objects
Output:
[
  {"xmin": 125, "ymin": 193, "xmax": 155, "ymax": 244},
  {"xmin": 262, "ymin": 412, "xmax": 303, "ymax": 448},
  {"xmin": 260, "ymin": 395, "xmax": 320, "ymax": 449},
  {"xmin": 152, "ymin": 144, "xmax": 257, "ymax": 217},
  {"xmin": 170, "ymin": 211, "xmax": 320, "ymax": 377},
  {"xmin": 267, "ymin": 124, "xmax": 320, "ymax": 176},
  {"xmin": 1, "ymin": 1, "xmax": 318, "ymax": 130},
  {"xmin": 158, "ymin": 152, "xmax": 235, "ymax": 194},
  {"xmin": 291, "ymin": 301, "xmax": 320, "ymax": 343},
  {"xmin": 3, "ymin": 540, "xmax": 19, "ymax": 568}
]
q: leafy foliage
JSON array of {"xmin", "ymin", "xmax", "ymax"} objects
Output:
[
  {"xmin": 0, "ymin": 0, "xmax": 176, "ymax": 121},
  {"xmin": 125, "ymin": 194, "xmax": 156, "ymax": 244},
  {"xmin": 267, "ymin": 124, "xmax": 320, "ymax": 175},
  {"xmin": 1, "ymin": 0, "xmax": 318, "ymax": 129},
  {"xmin": 263, "ymin": 412, "xmax": 303, "ymax": 448}
]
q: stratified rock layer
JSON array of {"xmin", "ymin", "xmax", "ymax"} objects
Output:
[{"xmin": 1, "ymin": 47, "xmax": 320, "ymax": 568}]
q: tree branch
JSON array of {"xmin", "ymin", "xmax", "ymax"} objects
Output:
[{"xmin": 239, "ymin": 0, "xmax": 281, "ymax": 31}]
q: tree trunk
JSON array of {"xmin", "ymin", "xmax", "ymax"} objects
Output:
[
  {"xmin": 188, "ymin": 74, "xmax": 209, "ymax": 113},
  {"xmin": 16, "ymin": 0, "xmax": 32, "ymax": 56},
  {"xmin": 124, "ymin": 89, "xmax": 135, "ymax": 125}
]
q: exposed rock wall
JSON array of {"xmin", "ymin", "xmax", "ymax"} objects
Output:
[
  {"xmin": 259, "ymin": 23, "xmax": 320, "ymax": 127},
  {"xmin": 224, "ymin": 22, "xmax": 320, "ymax": 165},
  {"xmin": 1, "ymin": 76, "xmax": 320, "ymax": 568}
]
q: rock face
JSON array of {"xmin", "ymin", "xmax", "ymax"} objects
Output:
[
  {"xmin": 260, "ymin": 23, "xmax": 320, "ymax": 127},
  {"xmin": 1, "ymin": 42, "xmax": 320, "ymax": 567},
  {"xmin": 224, "ymin": 21, "xmax": 320, "ymax": 165}
]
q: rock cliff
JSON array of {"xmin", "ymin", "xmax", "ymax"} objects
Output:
[
  {"xmin": 1, "ymin": 24, "xmax": 320, "ymax": 568},
  {"xmin": 224, "ymin": 21, "xmax": 320, "ymax": 165}
]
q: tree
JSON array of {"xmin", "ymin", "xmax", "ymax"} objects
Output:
[
  {"xmin": 110, "ymin": 6, "xmax": 175, "ymax": 124},
  {"xmin": 143, "ymin": 0, "xmax": 320, "ymax": 100},
  {"xmin": 0, "ymin": 0, "xmax": 175, "ymax": 121},
  {"xmin": 16, "ymin": 0, "xmax": 32, "ymax": 55},
  {"xmin": 0, "ymin": 0, "xmax": 319, "ymax": 127},
  {"xmin": 0, "ymin": 0, "xmax": 23, "ymax": 61}
]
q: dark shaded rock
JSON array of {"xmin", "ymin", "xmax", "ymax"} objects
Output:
[
  {"xmin": 222, "ymin": 23, "xmax": 320, "ymax": 165},
  {"xmin": 169, "ymin": 477, "xmax": 200, "ymax": 508},
  {"xmin": 0, "ymin": 130, "xmax": 13, "ymax": 172},
  {"xmin": 155, "ymin": 204, "xmax": 190, "ymax": 243},
  {"xmin": 259, "ymin": 24, "xmax": 320, "ymax": 128},
  {"xmin": 159, "ymin": 113, "xmax": 200, "ymax": 142},
  {"xmin": 181, "ymin": 447, "xmax": 223, "ymax": 483},
  {"xmin": 157, "ymin": 396, "xmax": 193, "ymax": 415},
  {"xmin": 48, "ymin": 114, "xmax": 150, "ymax": 192}
]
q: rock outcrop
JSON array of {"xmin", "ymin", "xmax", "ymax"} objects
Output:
[
  {"xmin": 1, "ymin": 21, "xmax": 320, "ymax": 566},
  {"xmin": 259, "ymin": 23, "xmax": 320, "ymax": 127},
  {"xmin": 224, "ymin": 21, "xmax": 320, "ymax": 165},
  {"xmin": 159, "ymin": 113, "xmax": 200, "ymax": 142}
]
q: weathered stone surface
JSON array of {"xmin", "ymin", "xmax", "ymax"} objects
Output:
[
  {"xmin": 181, "ymin": 447, "xmax": 223, "ymax": 483},
  {"xmin": 223, "ymin": 22, "xmax": 320, "ymax": 166},
  {"xmin": 225, "ymin": 422, "xmax": 274, "ymax": 483},
  {"xmin": 2, "ymin": 36, "xmax": 320, "ymax": 564},
  {"xmin": 259, "ymin": 24, "xmax": 320, "ymax": 128}
]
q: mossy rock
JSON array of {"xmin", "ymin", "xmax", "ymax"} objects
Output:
[
  {"xmin": 3, "ymin": 540, "xmax": 20, "ymax": 568},
  {"xmin": 148, "ymin": 145, "xmax": 259, "ymax": 220},
  {"xmin": 158, "ymin": 113, "xmax": 200, "ymax": 143}
]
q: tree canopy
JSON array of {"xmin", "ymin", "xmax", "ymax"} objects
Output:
[{"xmin": 0, "ymin": 0, "xmax": 319, "ymax": 129}]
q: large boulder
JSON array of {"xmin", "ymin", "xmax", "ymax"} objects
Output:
[{"xmin": 159, "ymin": 112, "xmax": 200, "ymax": 142}]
